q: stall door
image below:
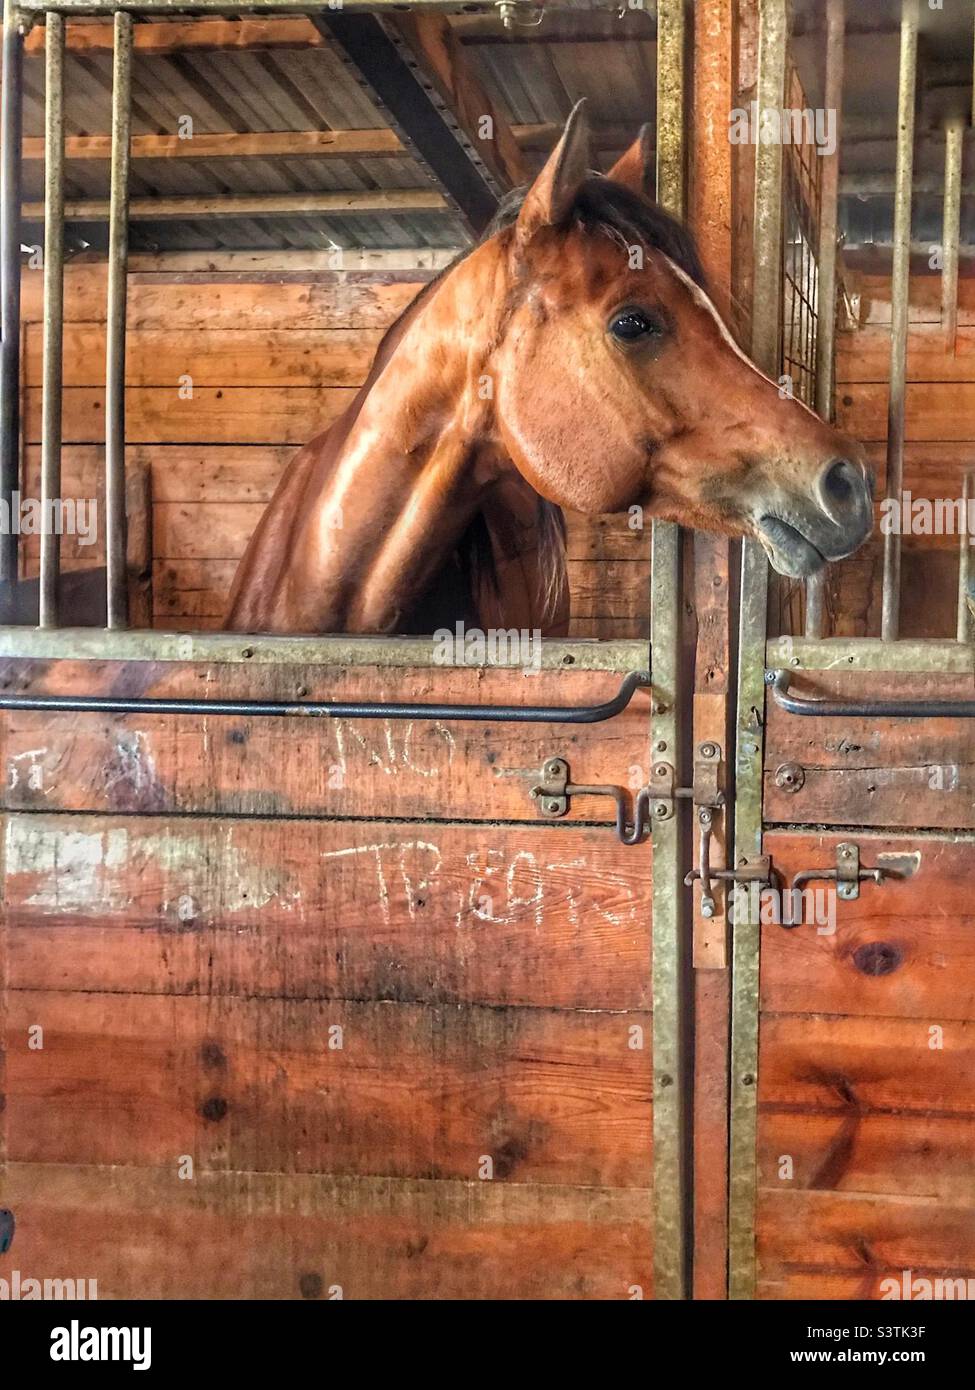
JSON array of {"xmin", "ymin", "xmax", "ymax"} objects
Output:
[
  {"xmin": 0, "ymin": 637, "xmax": 666, "ymax": 1300},
  {"xmin": 753, "ymin": 647, "xmax": 975, "ymax": 1299}
]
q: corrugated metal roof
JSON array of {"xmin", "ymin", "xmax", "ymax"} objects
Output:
[{"xmin": 16, "ymin": 10, "xmax": 659, "ymax": 252}]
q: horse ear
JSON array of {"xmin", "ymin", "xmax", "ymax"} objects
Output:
[
  {"xmin": 514, "ymin": 99, "xmax": 590, "ymax": 249},
  {"xmin": 606, "ymin": 123, "xmax": 654, "ymax": 199}
]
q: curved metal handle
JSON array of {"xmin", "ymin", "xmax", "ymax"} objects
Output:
[
  {"xmin": 766, "ymin": 668, "xmax": 975, "ymax": 719},
  {"xmin": 0, "ymin": 668, "xmax": 652, "ymax": 725}
]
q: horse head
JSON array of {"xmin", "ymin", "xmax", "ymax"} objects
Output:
[{"xmin": 487, "ymin": 102, "xmax": 872, "ymax": 579}]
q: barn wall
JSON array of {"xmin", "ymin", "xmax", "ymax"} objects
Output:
[
  {"xmin": 22, "ymin": 253, "xmax": 651, "ymax": 639},
  {"xmin": 805, "ymin": 271, "xmax": 975, "ymax": 640}
]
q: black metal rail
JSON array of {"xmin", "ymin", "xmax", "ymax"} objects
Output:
[
  {"xmin": 766, "ymin": 668, "xmax": 975, "ymax": 718},
  {"xmin": 0, "ymin": 668, "xmax": 651, "ymax": 724}
]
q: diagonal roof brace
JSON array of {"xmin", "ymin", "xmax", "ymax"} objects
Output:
[{"xmin": 315, "ymin": 13, "xmax": 502, "ymax": 237}]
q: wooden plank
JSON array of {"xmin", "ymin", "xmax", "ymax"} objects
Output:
[
  {"xmin": 24, "ymin": 387, "xmax": 355, "ymax": 445},
  {"xmin": 24, "ymin": 130, "xmax": 403, "ymax": 162},
  {"xmin": 764, "ymin": 671, "xmax": 975, "ymax": 829},
  {"xmin": 757, "ymin": 1189, "xmax": 975, "ymax": 1300},
  {"xmin": 6, "ymin": 989, "xmax": 651, "ymax": 1186},
  {"xmin": 0, "ymin": 660, "xmax": 654, "ymax": 822},
  {"xmin": 153, "ymin": 558, "xmax": 237, "ymax": 618},
  {"xmin": 563, "ymin": 561, "xmax": 650, "ymax": 621},
  {"xmin": 24, "ymin": 326, "xmax": 383, "ymax": 388},
  {"xmin": 757, "ymin": 1014, "xmax": 975, "ymax": 1202},
  {"xmin": 5, "ymin": 814, "xmax": 651, "ymax": 1011},
  {"xmin": 836, "ymin": 381, "xmax": 975, "ymax": 441},
  {"xmin": 129, "ymin": 445, "xmax": 292, "ymax": 504},
  {"xmin": 3, "ymin": 1163, "xmax": 653, "ymax": 1300},
  {"xmin": 837, "ymin": 324, "xmax": 975, "ymax": 384},
  {"xmin": 20, "ymin": 271, "xmax": 427, "ymax": 330},
  {"xmin": 25, "ymin": 190, "xmax": 448, "ymax": 223},
  {"xmin": 564, "ymin": 512, "xmax": 652, "ymax": 562},
  {"xmin": 761, "ymin": 833, "xmax": 975, "ymax": 1021},
  {"xmin": 24, "ymin": 17, "xmax": 325, "ymax": 56},
  {"xmin": 857, "ymin": 272, "xmax": 975, "ymax": 326}
]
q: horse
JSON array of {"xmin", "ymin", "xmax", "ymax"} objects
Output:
[{"xmin": 224, "ymin": 102, "xmax": 872, "ymax": 637}]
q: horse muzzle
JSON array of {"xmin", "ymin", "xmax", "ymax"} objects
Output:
[{"xmin": 754, "ymin": 458, "xmax": 874, "ymax": 578}]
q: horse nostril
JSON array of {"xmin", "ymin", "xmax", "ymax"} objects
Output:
[
  {"xmin": 822, "ymin": 458, "xmax": 854, "ymax": 505},
  {"xmin": 819, "ymin": 457, "xmax": 868, "ymax": 520}
]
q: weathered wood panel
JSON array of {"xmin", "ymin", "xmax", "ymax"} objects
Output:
[
  {"xmin": 0, "ymin": 659, "xmax": 653, "ymax": 822},
  {"xmin": 5, "ymin": 814, "xmax": 650, "ymax": 1010},
  {"xmin": 764, "ymin": 671, "xmax": 975, "ymax": 829},
  {"xmin": 2, "ymin": 1164, "xmax": 652, "ymax": 1300},
  {"xmin": 24, "ymin": 325, "xmax": 383, "ymax": 388},
  {"xmin": 762, "ymin": 833, "xmax": 975, "ymax": 1021},
  {"xmin": 755, "ymin": 832, "xmax": 975, "ymax": 1299},
  {"xmin": 757, "ymin": 1189, "xmax": 975, "ymax": 1300},
  {"xmin": 6, "ymin": 989, "xmax": 651, "ymax": 1185},
  {"xmin": 836, "ymin": 381, "xmax": 975, "ymax": 442},
  {"xmin": 0, "ymin": 648, "xmax": 656, "ymax": 1298},
  {"xmin": 838, "ymin": 324, "xmax": 975, "ymax": 384}
]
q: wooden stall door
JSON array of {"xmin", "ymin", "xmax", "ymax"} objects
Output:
[
  {"xmin": 755, "ymin": 655, "xmax": 975, "ymax": 1299},
  {"xmin": 0, "ymin": 644, "xmax": 658, "ymax": 1300}
]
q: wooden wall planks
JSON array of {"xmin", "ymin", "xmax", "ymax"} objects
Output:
[
  {"xmin": 755, "ymin": 831, "xmax": 975, "ymax": 1299},
  {"xmin": 18, "ymin": 259, "xmax": 651, "ymax": 638},
  {"xmin": 0, "ymin": 657, "xmax": 656, "ymax": 1298}
]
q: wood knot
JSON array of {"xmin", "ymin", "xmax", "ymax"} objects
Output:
[{"xmin": 852, "ymin": 941, "xmax": 902, "ymax": 976}]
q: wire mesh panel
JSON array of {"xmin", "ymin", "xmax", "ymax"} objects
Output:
[{"xmin": 780, "ymin": 64, "xmax": 822, "ymax": 408}]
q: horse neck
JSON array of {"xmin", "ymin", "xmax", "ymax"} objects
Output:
[{"xmin": 270, "ymin": 250, "xmax": 508, "ymax": 633}]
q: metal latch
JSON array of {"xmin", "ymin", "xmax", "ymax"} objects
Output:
[
  {"xmin": 530, "ymin": 757, "xmax": 651, "ymax": 845},
  {"xmin": 790, "ymin": 841, "xmax": 892, "ymax": 902}
]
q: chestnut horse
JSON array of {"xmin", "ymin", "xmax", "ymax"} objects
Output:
[{"xmin": 225, "ymin": 103, "xmax": 872, "ymax": 636}]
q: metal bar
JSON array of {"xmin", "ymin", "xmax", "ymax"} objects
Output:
[
  {"xmin": 750, "ymin": 0, "xmax": 787, "ymax": 370},
  {"xmin": 0, "ymin": 627, "xmax": 651, "ymax": 670},
  {"xmin": 881, "ymin": 0, "xmax": 919, "ymax": 643},
  {"xmin": 804, "ymin": 571, "xmax": 825, "ymax": 639},
  {"xmin": 652, "ymin": 0, "xmax": 687, "ymax": 1303},
  {"xmin": 729, "ymin": 0, "xmax": 787, "ymax": 1305},
  {"xmin": 39, "ymin": 10, "xmax": 64, "ymax": 628},
  {"xmin": 767, "ymin": 668, "xmax": 975, "ymax": 718},
  {"xmin": 941, "ymin": 115, "xmax": 963, "ymax": 353},
  {"xmin": 16, "ymin": 0, "xmax": 577, "ymax": 11},
  {"xmin": 767, "ymin": 635, "xmax": 974, "ymax": 673},
  {"xmin": 957, "ymin": 469, "xmax": 973, "ymax": 644},
  {"xmin": 0, "ymin": 0, "xmax": 25, "ymax": 587},
  {"xmin": 105, "ymin": 9, "xmax": 131, "ymax": 629},
  {"xmin": 0, "ymin": 668, "xmax": 651, "ymax": 723},
  {"xmin": 814, "ymin": 0, "xmax": 844, "ymax": 421}
]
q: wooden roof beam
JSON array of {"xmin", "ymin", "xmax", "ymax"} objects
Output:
[
  {"xmin": 24, "ymin": 16, "xmax": 324, "ymax": 55},
  {"xmin": 18, "ymin": 124, "xmax": 641, "ymax": 163}
]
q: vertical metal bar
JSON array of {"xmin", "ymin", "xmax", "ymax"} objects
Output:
[
  {"xmin": 39, "ymin": 11, "xmax": 65, "ymax": 628},
  {"xmin": 941, "ymin": 115, "xmax": 962, "ymax": 354},
  {"xmin": 105, "ymin": 9, "xmax": 131, "ymax": 629},
  {"xmin": 0, "ymin": 0, "xmax": 25, "ymax": 588},
  {"xmin": 652, "ymin": 0, "xmax": 687, "ymax": 1303},
  {"xmin": 749, "ymin": 1, "xmax": 787, "ymax": 369},
  {"xmin": 729, "ymin": 0, "xmax": 787, "ymax": 1304},
  {"xmin": 806, "ymin": 0, "xmax": 845, "ymax": 641},
  {"xmin": 958, "ymin": 470, "xmax": 973, "ymax": 644},
  {"xmin": 881, "ymin": 0, "xmax": 918, "ymax": 643},
  {"xmin": 804, "ymin": 570, "xmax": 825, "ymax": 638}
]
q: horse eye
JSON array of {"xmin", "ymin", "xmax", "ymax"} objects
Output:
[{"xmin": 609, "ymin": 309, "xmax": 662, "ymax": 343}]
